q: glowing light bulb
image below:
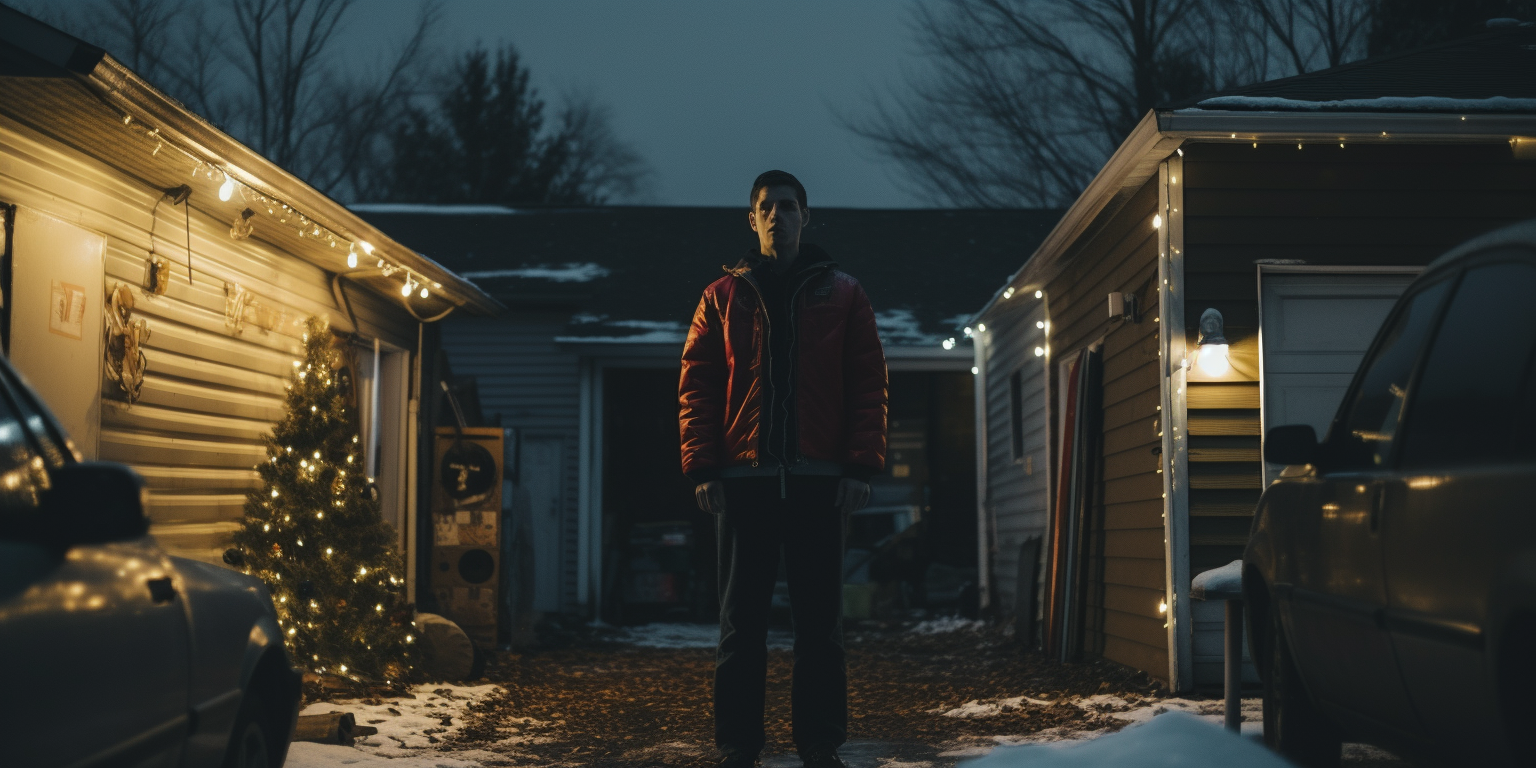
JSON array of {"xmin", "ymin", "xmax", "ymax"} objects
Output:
[
  {"xmin": 970, "ymin": 366, "xmax": 979, "ymax": 375},
  {"xmin": 977, "ymin": 323, "xmax": 986, "ymax": 332},
  {"xmin": 360, "ymin": 241, "xmax": 374, "ymax": 255},
  {"xmin": 1034, "ymin": 346, "xmax": 1045, "ymax": 357},
  {"xmin": 1159, "ymin": 600, "xmax": 1168, "ymax": 614},
  {"xmin": 219, "ymin": 175, "xmax": 234, "ymax": 201},
  {"xmin": 1197, "ymin": 343, "xmax": 1231, "ymax": 376},
  {"xmin": 401, "ymin": 279, "xmax": 412, "ymax": 297},
  {"xmin": 1034, "ymin": 290, "xmax": 1043, "ymax": 298},
  {"xmin": 347, "ymin": 251, "xmax": 358, "ymax": 269},
  {"xmin": 1152, "ymin": 214, "xmax": 1163, "ymax": 229},
  {"xmin": 420, "ymin": 286, "xmax": 429, "ymax": 298},
  {"xmin": 1036, "ymin": 321, "xmax": 1045, "ymax": 329}
]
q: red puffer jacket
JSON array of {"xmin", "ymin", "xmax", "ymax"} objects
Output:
[{"xmin": 678, "ymin": 255, "xmax": 887, "ymax": 481}]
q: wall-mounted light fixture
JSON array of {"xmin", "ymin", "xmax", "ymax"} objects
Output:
[
  {"xmin": 1108, "ymin": 291, "xmax": 1139, "ymax": 323},
  {"xmin": 1197, "ymin": 308, "xmax": 1230, "ymax": 376}
]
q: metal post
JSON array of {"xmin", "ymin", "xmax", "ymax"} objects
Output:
[{"xmin": 1224, "ymin": 599, "xmax": 1244, "ymax": 731}]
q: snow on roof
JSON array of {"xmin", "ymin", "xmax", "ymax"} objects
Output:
[
  {"xmin": 555, "ymin": 318, "xmax": 688, "ymax": 344},
  {"xmin": 461, "ymin": 263, "xmax": 611, "ymax": 282},
  {"xmin": 348, "ymin": 203, "xmax": 527, "ymax": 215},
  {"xmin": 1195, "ymin": 95, "xmax": 1536, "ymax": 112},
  {"xmin": 958, "ymin": 710, "xmax": 1289, "ymax": 768},
  {"xmin": 877, "ymin": 308, "xmax": 952, "ymax": 347}
]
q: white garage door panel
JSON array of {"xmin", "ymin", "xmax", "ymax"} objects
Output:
[
  {"xmin": 1261, "ymin": 273, "xmax": 1416, "ymax": 483},
  {"xmin": 1266, "ymin": 295, "xmax": 1403, "ymax": 366}
]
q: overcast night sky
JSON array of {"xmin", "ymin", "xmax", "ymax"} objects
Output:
[{"xmin": 342, "ymin": 1, "xmax": 928, "ymax": 209}]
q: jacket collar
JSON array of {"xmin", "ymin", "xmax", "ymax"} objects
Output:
[{"xmin": 724, "ymin": 243, "xmax": 835, "ymax": 278}]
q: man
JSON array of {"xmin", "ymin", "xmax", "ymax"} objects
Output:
[{"xmin": 679, "ymin": 170, "xmax": 888, "ymax": 768}]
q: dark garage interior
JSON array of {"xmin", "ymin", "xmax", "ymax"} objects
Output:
[{"xmin": 599, "ymin": 366, "xmax": 977, "ymax": 624}]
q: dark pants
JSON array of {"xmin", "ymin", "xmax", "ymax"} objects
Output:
[{"xmin": 715, "ymin": 476, "xmax": 846, "ymax": 759}]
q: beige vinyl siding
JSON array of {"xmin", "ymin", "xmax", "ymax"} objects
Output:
[
  {"xmin": 978, "ymin": 292, "xmax": 1050, "ymax": 620},
  {"xmin": 1044, "ymin": 176, "xmax": 1167, "ymax": 679},
  {"xmin": 0, "ymin": 113, "xmax": 413, "ymax": 564}
]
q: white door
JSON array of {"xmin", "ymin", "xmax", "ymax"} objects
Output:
[
  {"xmin": 1260, "ymin": 272, "xmax": 1416, "ymax": 483},
  {"xmin": 9, "ymin": 209, "xmax": 105, "ymax": 458},
  {"xmin": 521, "ymin": 435, "xmax": 566, "ymax": 612}
]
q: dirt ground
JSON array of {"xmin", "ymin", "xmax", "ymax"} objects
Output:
[{"xmin": 444, "ymin": 620, "xmax": 1192, "ymax": 767}]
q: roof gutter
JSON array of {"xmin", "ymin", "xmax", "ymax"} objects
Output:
[
  {"xmin": 1159, "ymin": 108, "xmax": 1536, "ymax": 141},
  {"xmin": 76, "ymin": 56, "xmax": 502, "ymax": 318},
  {"xmin": 972, "ymin": 106, "xmax": 1536, "ymax": 325},
  {"xmin": 0, "ymin": 5, "xmax": 500, "ymax": 318},
  {"xmin": 971, "ymin": 111, "xmax": 1181, "ymax": 324}
]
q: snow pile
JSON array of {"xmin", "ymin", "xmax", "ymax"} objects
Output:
[
  {"xmin": 1192, "ymin": 560, "xmax": 1243, "ymax": 599},
  {"xmin": 616, "ymin": 622, "xmax": 794, "ymax": 650},
  {"xmin": 1195, "ymin": 95, "xmax": 1536, "ymax": 113},
  {"xmin": 910, "ymin": 616, "xmax": 986, "ymax": 635},
  {"xmin": 461, "ymin": 263, "xmax": 611, "ymax": 282},
  {"xmin": 286, "ymin": 683, "xmax": 515, "ymax": 768},
  {"xmin": 956, "ymin": 710, "xmax": 1289, "ymax": 768}
]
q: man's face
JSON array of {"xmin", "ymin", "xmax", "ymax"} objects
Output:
[{"xmin": 749, "ymin": 185, "xmax": 807, "ymax": 256}]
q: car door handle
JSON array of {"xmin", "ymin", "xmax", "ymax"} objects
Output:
[{"xmin": 146, "ymin": 577, "xmax": 177, "ymax": 603}]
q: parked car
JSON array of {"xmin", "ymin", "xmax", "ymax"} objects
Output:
[
  {"xmin": 1244, "ymin": 220, "xmax": 1536, "ymax": 767},
  {"xmin": 0, "ymin": 354, "xmax": 301, "ymax": 767}
]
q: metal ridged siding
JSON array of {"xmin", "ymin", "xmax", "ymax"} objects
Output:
[
  {"xmin": 439, "ymin": 312, "xmax": 582, "ymax": 611},
  {"xmin": 979, "ymin": 297, "xmax": 1050, "ymax": 618},
  {"xmin": 0, "ymin": 115, "xmax": 414, "ymax": 564}
]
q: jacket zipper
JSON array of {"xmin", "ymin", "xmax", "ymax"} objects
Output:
[{"xmin": 739, "ymin": 263, "xmax": 828, "ymax": 499}]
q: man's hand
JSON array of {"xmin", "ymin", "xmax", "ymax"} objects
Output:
[
  {"xmin": 695, "ymin": 480, "xmax": 726, "ymax": 515},
  {"xmin": 834, "ymin": 478, "xmax": 870, "ymax": 516}
]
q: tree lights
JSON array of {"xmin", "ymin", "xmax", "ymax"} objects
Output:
[{"xmin": 227, "ymin": 316, "xmax": 412, "ymax": 684}]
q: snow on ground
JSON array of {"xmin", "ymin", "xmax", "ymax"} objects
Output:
[
  {"xmin": 930, "ymin": 691, "xmax": 1264, "ymax": 737},
  {"xmin": 286, "ymin": 683, "xmax": 516, "ymax": 768},
  {"xmin": 613, "ymin": 622, "xmax": 794, "ymax": 650},
  {"xmin": 955, "ymin": 711, "xmax": 1289, "ymax": 768},
  {"xmin": 909, "ymin": 616, "xmax": 986, "ymax": 635}
]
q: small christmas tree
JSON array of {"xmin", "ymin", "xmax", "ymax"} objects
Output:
[{"xmin": 229, "ymin": 316, "xmax": 412, "ymax": 683}]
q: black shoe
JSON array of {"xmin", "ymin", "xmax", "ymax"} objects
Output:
[
  {"xmin": 716, "ymin": 753, "xmax": 758, "ymax": 768},
  {"xmin": 800, "ymin": 751, "xmax": 846, "ymax": 768}
]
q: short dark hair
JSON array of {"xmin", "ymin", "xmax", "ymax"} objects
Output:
[{"xmin": 750, "ymin": 170, "xmax": 807, "ymax": 210}]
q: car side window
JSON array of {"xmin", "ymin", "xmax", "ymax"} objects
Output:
[
  {"xmin": 1400, "ymin": 258, "xmax": 1536, "ymax": 468},
  {"xmin": 1324, "ymin": 277, "xmax": 1451, "ymax": 471},
  {"xmin": 0, "ymin": 384, "xmax": 47, "ymax": 512},
  {"xmin": 0, "ymin": 370, "xmax": 71, "ymax": 468}
]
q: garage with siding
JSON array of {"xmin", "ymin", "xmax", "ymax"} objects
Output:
[
  {"xmin": 970, "ymin": 25, "xmax": 1536, "ymax": 689},
  {"xmin": 0, "ymin": 11, "xmax": 498, "ymax": 591}
]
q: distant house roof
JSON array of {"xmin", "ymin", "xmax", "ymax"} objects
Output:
[
  {"xmin": 1167, "ymin": 24, "xmax": 1536, "ymax": 112},
  {"xmin": 351, "ymin": 205, "xmax": 1062, "ymax": 347}
]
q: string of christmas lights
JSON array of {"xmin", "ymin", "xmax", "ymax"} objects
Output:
[{"xmin": 119, "ymin": 112, "xmax": 444, "ymax": 301}]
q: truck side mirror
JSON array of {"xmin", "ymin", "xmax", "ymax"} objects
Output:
[{"xmin": 1264, "ymin": 425, "xmax": 1319, "ymax": 466}]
